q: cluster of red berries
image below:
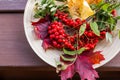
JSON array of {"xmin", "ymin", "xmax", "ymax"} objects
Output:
[
  {"xmin": 79, "ymin": 30, "xmax": 106, "ymax": 50},
  {"xmin": 48, "ymin": 21, "xmax": 76, "ymax": 50},
  {"xmin": 47, "ymin": 11, "xmax": 107, "ymax": 51},
  {"xmin": 54, "ymin": 11, "xmax": 85, "ymax": 29}
]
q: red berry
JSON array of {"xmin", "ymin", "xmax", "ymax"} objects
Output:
[
  {"xmin": 57, "ymin": 44, "xmax": 61, "ymax": 48},
  {"xmin": 65, "ymin": 42, "xmax": 69, "ymax": 46},
  {"xmin": 53, "ymin": 41, "xmax": 57, "ymax": 47},
  {"xmin": 54, "ymin": 13, "xmax": 58, "ymax": 17},
  {"xmin": 70, "ymin": 46, "xmax": 75, "ymax": 50},
  {"xmin": 86, "ymin": 23, "xmax": 90, "ymax": 30},
  {"xmin": 111, "ymin": 9, "xmax": 117, "ymax": 17},
  {"xmin": 58, "ymin": 39, "xmax": 63, "ymax": 43},
  {"xmin": 48, "ymin": 30, "xmax": 52, "ymax": 34},
  {"xmin": 59, "ymin": 30, "xmax": 65, "ymax": 34},
  {"xmin": 55, "ymin": 36, "xmax": 59, "ymax": 39},
  {"xmin": 50, "ymin": 34, "xmax": 55, "ymax": 39},
  {"xmin": 48, "ymin": 26, "xmax": 51, "ymax": 30},
  {"xmin": 55, "ymin": 32, "xmax": 59, "ymax": 36},
  {"xmin": 52, "ymin": 24, "xmax": 57, "ymax": 28},
  {"xmin": 53, "ymin": 28, "xmax": 57, "ymax": 32},
  {"xmin": 87, "ymin": 32, "xmax": 93, "ymax": 37}
]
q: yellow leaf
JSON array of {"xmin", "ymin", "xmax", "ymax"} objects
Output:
[
  {"xmin": 67, "ymin": 0, "xmax": 94, "ymax": 20},
  {"xmin": 80, "ymin": 1, "xmax": 94, "ymax": 20}
]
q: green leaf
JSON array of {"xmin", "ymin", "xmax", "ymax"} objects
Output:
[
  {"xmin": 90, "ymin": 22, "xmax": 100, "ymax": 36},
  {"xmin": 41, "ymin": 0, "xmax": 46, "ymax": 5},
  {"xmin": 119, "ymin": 30, "xmax": 120, "ymax": 39},
  {"xmin": 106, "ymin": 32, "xmax": 113, "ymax": 43},
  {"xmin": 77, "ymin": 47, "xmax": 86, "ymax": 55},
  {"xmin": 109, "ymin": 3, "xmax": 120, "ymax": 11},
  {"xmin": 63, "ymin": 47, "xmax": 86, "ymax": 56},
  {"xmin": 115, "ymin": 16, "xmax": 120, "ymax": 20},
  {"xmin": 63, "ymin": 48, "xmax": 77, "ymax": 56},
  {"xmin": 79, "ymin": 24, "xmax": 86, "ymax": 36},
  {"xmin": 60, "ymin": 55, "xmax": 76, "ymax": 62},
  {"xmin": 102, "ymin": 3, "xmax": 109, "ymax": 11}
]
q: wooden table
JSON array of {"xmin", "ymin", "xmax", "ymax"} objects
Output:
[{"xmin": 0, "ymin": 0, "xmax": 120, "ymax": 80}]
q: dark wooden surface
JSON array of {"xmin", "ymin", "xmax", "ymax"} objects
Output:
[
  {"xmin": 0, "ymin": 0, "xmax": 120, "ymax": 80},
  {"xmin": 0, "ymin": 0, "xmax": 27, "ymax": 12}
]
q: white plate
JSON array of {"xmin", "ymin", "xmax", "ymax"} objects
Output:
[{"xmin": 24, "ymin": 0, "xmax": 120, "ymax": 68}]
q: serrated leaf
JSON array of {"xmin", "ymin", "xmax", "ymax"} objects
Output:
[
  {"xmin": 79, "ymin": 24, "xmax": 86, "ymax": 36},
  {"xmin": 60, "ymin": 55, "xmax": 76, "ymax": 62},
  {"xmin": 90, "ymin": 22, "xmax": 100, "ymax": 36},
  {"xmin": 106, "ymin": 32, "xmax": 113, "ymax": 43},
  {"xmin": 63, "ymin": 47, "xmax": 86, "ymax": 56}
]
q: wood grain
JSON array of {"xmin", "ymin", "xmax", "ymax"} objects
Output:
[
  {"xmin": 0, "ymin": 13, "xmax": 49, "ymax": 67},
  {"xmin": 0, "ymin": 0, "xmax": 27, "ymax": 12}
]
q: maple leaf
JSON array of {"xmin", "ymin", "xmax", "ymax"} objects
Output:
[
  {"xmin": 75, "ymin": 56, "xmax": 99, "ymax": 80},
  {"xmin": 82, "ymin": 50, "xmax": 105, "ymax": 64},
  {"xmin": 60, "ymin": 55, "xmax": 99, "ymax": 80},
  {"xmin": 89, "ymin": 51, "xmax": 105, "ymax": 64},
  {"xmin": 32, "ymin": 16, "xmax": 53, "ymax": 50},
  {"xmin": 60, "ymin": 64, "xmax": 75, "ymax": 80}
]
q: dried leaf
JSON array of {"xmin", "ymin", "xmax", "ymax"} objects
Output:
[
  {"xmin": 60, "ymin": 55, "xmax": 99, "ymax": 80},
  {"xmin": 82, "ymin": 50, "xmax": 105, "ymax": 64},
  {"xmin": 75, "ymin": 56, "xmax": 99, "ymax": 80},
  {"xmin": 32, "ymin": 16, "xmax": 51, "ymax": 40},
  {"xmin": 60, "ymin": 64, "xmax": 75, "ymax": 80},
  {"xmin": 32, "ymin": 16, "xmax": 52, "ymax": 50},
  {"xmin": 42, "ymin": 38, "xmax": 52, "ymax": 50},
  {"xmin": 89, "ymin": 51, "xmax": 105, "ymax": 64}
]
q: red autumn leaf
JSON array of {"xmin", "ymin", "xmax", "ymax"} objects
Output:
[
  {"xmin": 82, "ymin": 50, "xmax": 105, "ymax": 64},
  {"xmin": 89, "ymin": 51, "xmax": 105, "ymax": 64},
  {"xmin": 32, "ymin": 16, "xmax": 53, "ymax": 50},
  {"xmin": 32, "ymin": 16, "xmax": 50, "ymax": 40},
  {"xmin": 60, "ymin": 55, "xmax": 99, "ymax": 80},
  {"xmin": 75, "ymin": 56, "xmax": 99, "ymax": 80},
  {"xmin": 60, "ymin": 64, "xmax": 75, "ymax": 80},
  {"xmin": 42, "ymin": 38, "xmax": 52, "ymax": 50}
]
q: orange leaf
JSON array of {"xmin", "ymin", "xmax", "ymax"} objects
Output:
[
  {"xmin": 86, "ymin": 0, "xmax": 102, "ymax": 4},
  {"xmin": 89, "ymin": 51, "xmax": 105, "ymax": 64}
]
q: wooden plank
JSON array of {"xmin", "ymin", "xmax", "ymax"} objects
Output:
[
  {"xmin": 0, "ymin": 0, "xmax": 27, "ymax": 12},
  {"xmin": 0, "ymin": 67, "xmax": 120, "ymax": 80},
  {"xmin": 0, "ymin": 13, "xmax": 48, "ymax": 67}
]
